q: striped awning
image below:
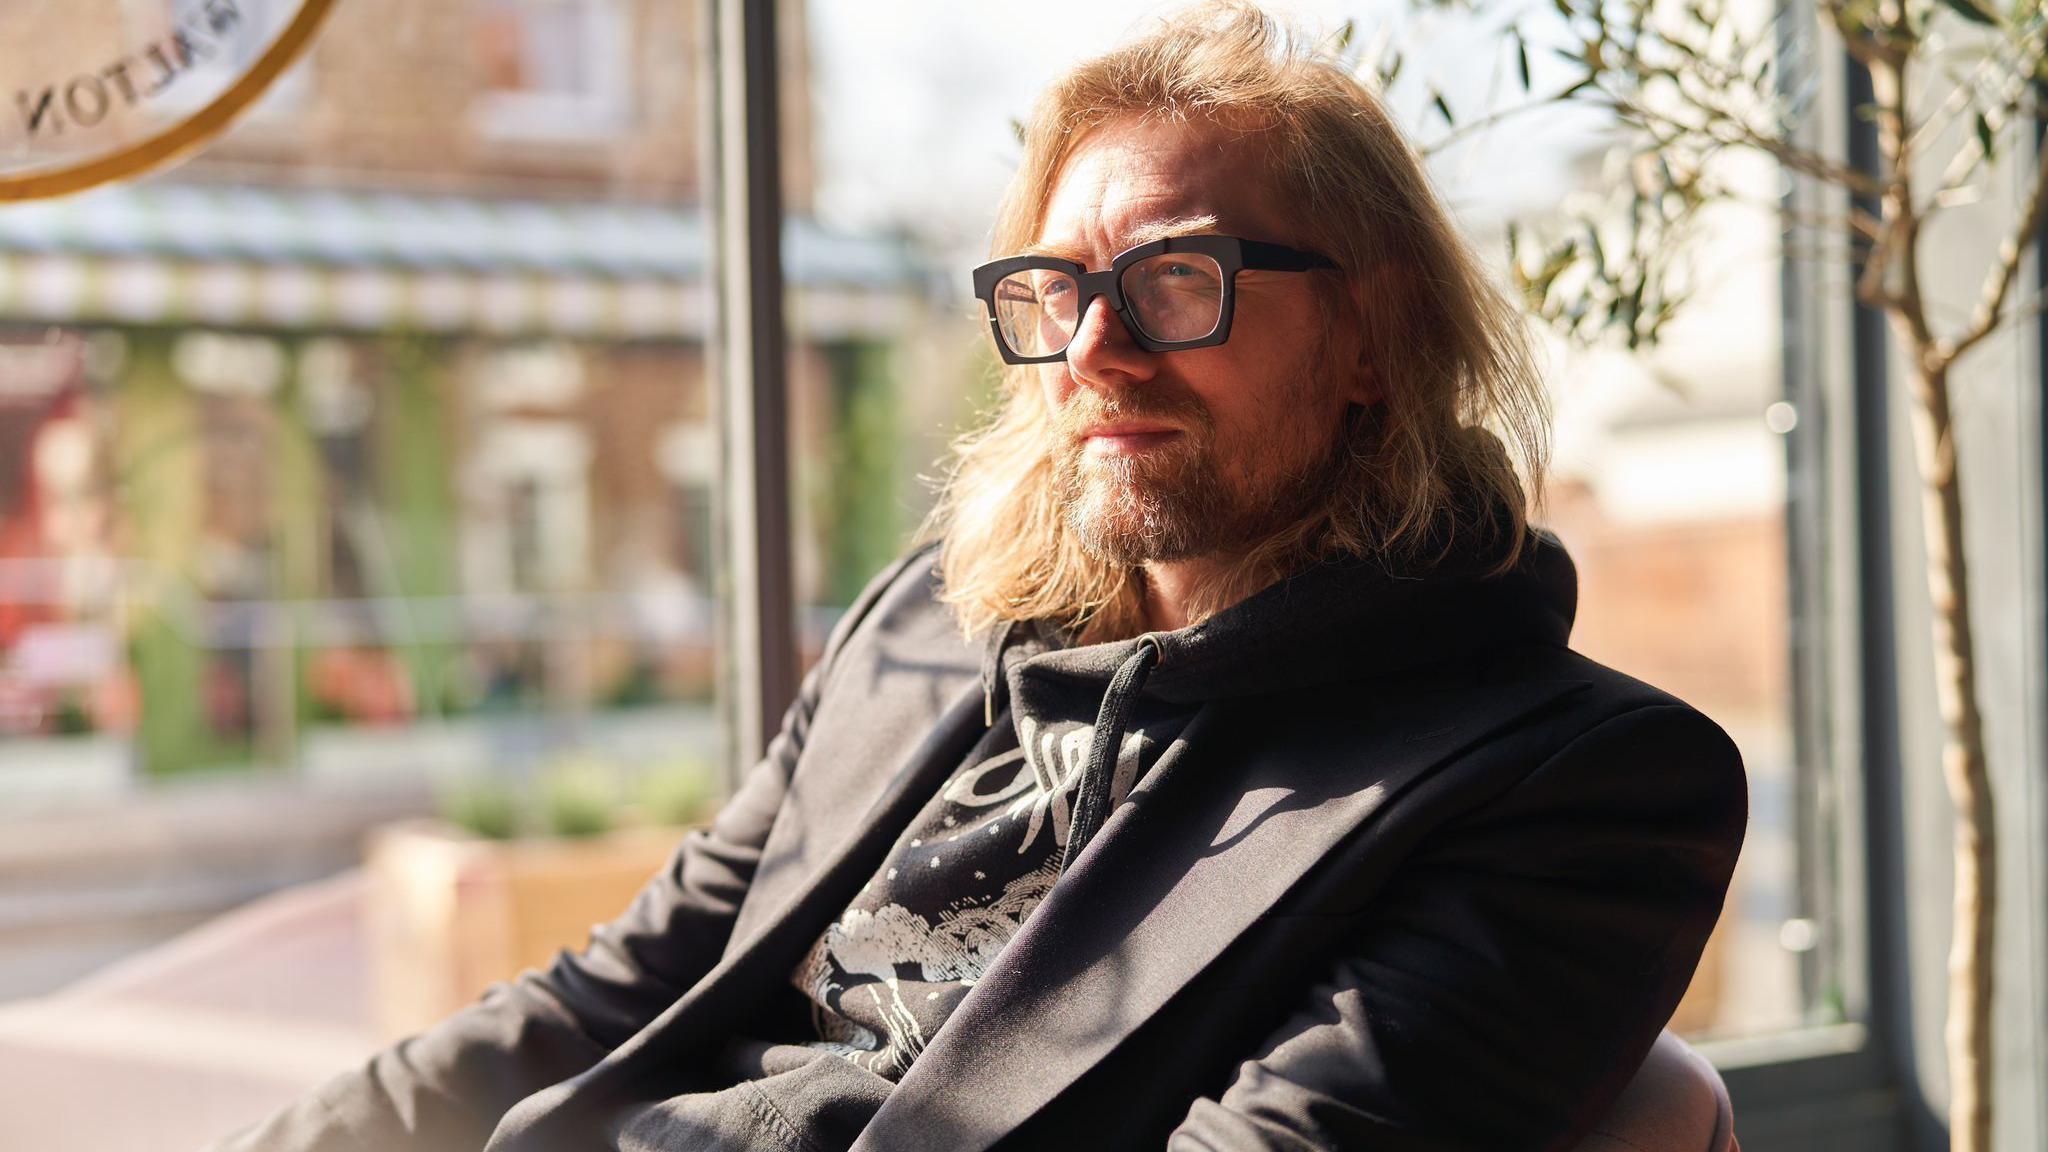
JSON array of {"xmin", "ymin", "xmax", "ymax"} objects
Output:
[{"xmin": 0, "ymin": 180, "xmax": 925, "ymax": 339}]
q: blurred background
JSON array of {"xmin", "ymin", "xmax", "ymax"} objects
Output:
[{"xmin": 0, "ymin": 1, "xmax": 2042, "ymax": 1149}]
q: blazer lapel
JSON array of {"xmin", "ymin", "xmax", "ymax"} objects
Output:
[
  {"xmin": 491, "ymin": 677, "xmax": 991, "ymax": 1147},
  {"xmin": 727, "ymin": 663, "xmax": 981, "ymax": 949},
  {"xmin": 854, "ymin": 676, "xmax": 1591, "ymax": 1152},
  {"xmin": 644, "ymin": 675, "xmax": 991, "ymax": 1032}
]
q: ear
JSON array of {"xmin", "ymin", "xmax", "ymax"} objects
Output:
[
  {"xmin": 1344, "ymin": 360, "xmax": 1381, "ymax": 408},
  {"xmin": 1336, "ymin": 263, "xmax": 1394, "ymax": 409}
]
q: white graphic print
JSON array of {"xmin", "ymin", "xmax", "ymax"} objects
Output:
[
  {"xmin": 794, "ymin": 713, "xmax": 1178, "ymax": 1080},
  {"xmin": 939, "ymin": 719, "xmax": 1149, "ymax": 856},
  {"xmin": 793, "ymin": 861, "xmax": 1060, "ymax": 1077}
]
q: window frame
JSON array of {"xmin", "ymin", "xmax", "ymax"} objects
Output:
[
  {"xmin": 1707, "ymin": 93, "xmax": 1913, "ymax": 1124},
  {"xmin": 706, "ymin": 0, "xmax": 796, "ymax": 778}
]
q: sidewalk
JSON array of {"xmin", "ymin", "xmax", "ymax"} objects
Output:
[{"xmin": 0, "ymin": 872, "xmax": 381, "ymax": 1151}]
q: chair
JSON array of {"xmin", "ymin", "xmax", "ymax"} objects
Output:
[{"xmin": 1568, "ymin": 1029, "xmax": 1739, "ymax": 1152}]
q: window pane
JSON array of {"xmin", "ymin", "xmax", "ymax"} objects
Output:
[
  {"xmin": 1538, "ymin": 184, "xmax": 1809, "ymax": 1037},
  {"xmin": 0, "ymin": 2, "xmax": 724, "ymax": 1142}
]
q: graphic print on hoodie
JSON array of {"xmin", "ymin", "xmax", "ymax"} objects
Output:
[{"xmin": 789, "ymin": 617, "xmax": 1195, "ymax": 1081}]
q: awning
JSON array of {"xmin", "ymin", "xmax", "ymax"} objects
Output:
[{"xmin": 0, "ymin": 180, "xmax": 926, "ymax": 339}]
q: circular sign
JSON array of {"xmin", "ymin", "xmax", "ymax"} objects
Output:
[{"xmin": 0, "ymin": 0, "xmax": 337, "ymax": 202}]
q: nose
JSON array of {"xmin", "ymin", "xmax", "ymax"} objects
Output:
[{"xmin": 1064, "ymin": 291, "xmax": 1157, "ymax": 390}]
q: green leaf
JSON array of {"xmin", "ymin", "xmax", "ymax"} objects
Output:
[
  {"xmin": 1938, "ymin": 0, "xmax": 1999, "ymax": 24},
  {"xmin": 1975, "ymin": 111, "xmax": 1997, "ymax": 160},
  {"xmin": 1515, "ymin": 30, "xmax": 1532, "ymax": 90},
  {"xmin": 1430, "ymin": 86, "xmax": 1455, "ymax": 126},
  {"xmin": 1333, "ymin": 18, "xmax": 1355, "ymax": 53}
]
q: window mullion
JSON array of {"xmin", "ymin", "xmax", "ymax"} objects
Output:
[{"xmin": 708, "ymin": 0, "xmax": 796, "ymax": 783}]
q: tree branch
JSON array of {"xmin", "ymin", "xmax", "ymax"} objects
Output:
[
  {"xmin": 1927, "ymin": 17, "xmax": 2048, "ymax": 202},
  {"xmin": 1902, "ymin": 14, "xmax": 2048, "ymax": 166},
  {"xmin": 1942, "ymin": 128, "xmax": 2048, "ymax": 368},
  {"xmin": 1415, "ymin": 85, "xmax": 1587, "ymax": 157},
  {"xmin": 1946, "ymin": 285, "xmax": 2048, "ymax": 347},
  {"xmin": 1609, "ymin": 95, "xmax": 1887, "ymax": 199}
]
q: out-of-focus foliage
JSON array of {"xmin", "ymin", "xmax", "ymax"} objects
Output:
[
  {"xmin": 441, "ymin": 777, "xmax": 522, "ymax": 841},
  {"xmin": 537, "ymin": 755, "xmax": 620, "ymax": 840},
  {"xmin": 634, "ymin": 755, "xmax": 724, "ymax": 827},
  {"xmin": 1329, "ymin": 0, "xmax": 2048, "ymax": 357},
  {"xmin": 436, "ymin": 751, "xmax": 723, "ymax": 841}
]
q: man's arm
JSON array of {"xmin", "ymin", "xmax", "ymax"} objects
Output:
[
  {"xmin": 1167, "ymin": 704, "xmax": 1749, "ymax": 1152},
  {"xmin": 206, "ymin": 546, "xmax": 933, "ymax": 1152}
]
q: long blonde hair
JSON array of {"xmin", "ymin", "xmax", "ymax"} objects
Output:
[{"xmin": 919, "ymin": 0, "xmax": 1552, "ymax": 645}]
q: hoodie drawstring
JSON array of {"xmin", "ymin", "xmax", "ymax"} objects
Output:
[{"xmin": 1058, "ymin": 635, "xmax": 1161, "ymax": 875}]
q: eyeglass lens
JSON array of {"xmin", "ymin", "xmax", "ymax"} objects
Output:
[{"xmin": 991, "ymin": 252, "xmax": 1225, "ymax": 357}]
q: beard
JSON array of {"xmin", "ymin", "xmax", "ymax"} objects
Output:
[{"xmin": 1049, "ymin": 386, "xmax": 1344, "ymax": 566}]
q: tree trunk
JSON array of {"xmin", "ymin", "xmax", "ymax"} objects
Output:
[{"xmin": 1904, "ymin": 363, "xmax": 1996, "ymax": 1152}]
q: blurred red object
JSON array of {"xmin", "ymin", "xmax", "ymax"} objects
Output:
[{"xmin": 308, "ymin": 647, "xmax": 417, "ymax": 726}]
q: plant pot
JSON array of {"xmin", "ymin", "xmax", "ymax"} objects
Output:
[{"xmin": 364, "ymin": 818, "xmax": 693, "ymax": 1042}]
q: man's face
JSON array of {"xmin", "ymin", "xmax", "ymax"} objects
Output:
[{"xmin": 1032, "ymin": 115, "xmax": 1375, "ymax": 567}]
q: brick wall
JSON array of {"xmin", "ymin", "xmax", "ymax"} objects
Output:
[{"xmin": 184, "ymin": 0, "xmax": 814, "ymax": 208}]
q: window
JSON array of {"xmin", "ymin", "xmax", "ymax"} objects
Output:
[{"xmin": 472, "ymin": 0, "xmax": 628, "ymax": 140}]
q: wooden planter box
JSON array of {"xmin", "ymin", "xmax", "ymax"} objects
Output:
[
  {"xmin": 367, "ymin": 817, "xmax": 1733, "ymax": 1043},
  {"xmin": 365, "ymin": 818, "xmax": 693, "ymax": 1041}
]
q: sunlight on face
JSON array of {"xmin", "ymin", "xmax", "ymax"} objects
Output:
[{"xmin": 1034, "ymin": 116, "xmax": 1362, "ymax": 565}]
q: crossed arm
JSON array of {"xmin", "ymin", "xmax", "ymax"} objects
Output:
[
  {"xmin": 202, "ymin": 550, "xmax": 927, "ymax": 1152},
  {"xmin": 1168, "ymin": 704, "xmax": 1749, "ymax": 1151},
  {"xmin": 203, "ymin": 692, "xmax": 803, "ymax": 1152}
]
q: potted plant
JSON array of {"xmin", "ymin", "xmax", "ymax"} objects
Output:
[{"xmin": 365, "ymin": 754, "xmax": 723, "ymax": 1041}]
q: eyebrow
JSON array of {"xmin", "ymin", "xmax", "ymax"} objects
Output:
[{"xmin": 1022, "ymin": 214, "xmax": 1224, "ymax": 262}]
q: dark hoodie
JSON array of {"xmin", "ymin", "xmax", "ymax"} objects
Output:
[{"xmin": 715, "ymin": 492, "xmax": 1579, "ymax": 1097}]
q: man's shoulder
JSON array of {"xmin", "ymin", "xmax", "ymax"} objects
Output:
[
  {"xmin": 814, "ymin": 540, "xmax": 973, "ymax": 683},
  {"xmin": 1282, "ymin": 639, "xmax": 1748, "ymax": 804},
  {"xmin": 848, "ymin": 539, "xmax": 950, "ymax": 634},
  {"xmin": 1471, "ymin": 641, "xmax": 1748, "ymax": 812},
  {"xmin": 1476, "ymin": 637, "xmax": 1716, "ymax": 725}
]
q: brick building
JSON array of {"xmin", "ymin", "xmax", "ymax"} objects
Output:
[{"xmin": 0, "ymin": 0, "xmax": 926, "ymax": 776}]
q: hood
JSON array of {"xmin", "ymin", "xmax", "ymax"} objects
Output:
[
  {"xmin": 981, "ymin": 515, "xmax": 1577, "ymax": 715},
  {"xmin": 972, "ymin": 483, "xmax": 1579, "ymax": 875}
]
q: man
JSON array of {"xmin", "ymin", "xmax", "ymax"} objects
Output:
[{"xmin": 213, "ymin": 3, "xmax": 1746, "ymax": 1149}]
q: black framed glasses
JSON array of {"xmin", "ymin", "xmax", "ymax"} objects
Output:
[{"xmin": 970, "ymin": 233, "xmax": 1340, "ymax": 365}]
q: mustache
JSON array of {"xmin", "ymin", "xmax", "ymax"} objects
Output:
[{"xmin": 1049, "ymin": 391, "xmax": 1212, "ymax": 444}]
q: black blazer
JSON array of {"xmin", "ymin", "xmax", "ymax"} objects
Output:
[{"xmin": 212, "ymin": 541, "xmax": 1748, "ymax": 1152}]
